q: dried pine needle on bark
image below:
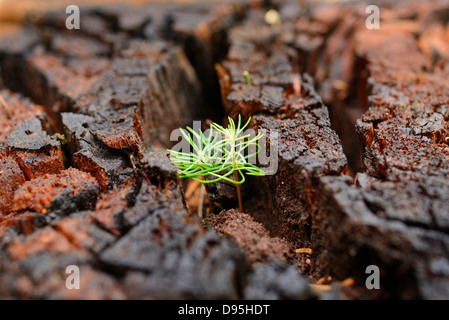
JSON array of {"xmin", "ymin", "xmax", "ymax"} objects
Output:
[{"xmin": 295, "ymin": 248, "xmax": 313, "ymax": 254}]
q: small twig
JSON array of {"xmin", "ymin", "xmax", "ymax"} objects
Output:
[
  {"xmin": 207, "ymin": 201, "xmax": 215, "ymax": 218},
  {"xmin": 292, "ymin": 74, "xmax": 302, "ymax": 95},
  {"xmin": 185, "ymin": 180, "xmax": 201, "ymax": 199},
  {"xmin": 0, "ymin": 94, "xmax": 12, "ymax": 119},
  {"xmin": 316, "ymin": 276, "xmax": 332, "ymax": 285},
  {"xmin": 213, "ymin": 201, "xmax": 224, "ymax": 211},
  {"xmin": 309, "ymin": 276, "xmax": 333, "ymax": 297},
  {"xmin": 340, "ymin": 278, "xmax": 355, "ymax": 287},
  {"xmin": 295, "ymin": 248, "xmax": 313, "ymax": 255},
  {"xmin": 124, "ymin": 150, "xmax": 136, "ymax": 169},
  {"xmin": 309, "ymin": 284, "xmax": 332, "ymax": 296}
]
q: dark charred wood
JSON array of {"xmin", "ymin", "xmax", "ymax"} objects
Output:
[
  {"xmin": 312, "ymin": 175, "xmax": 449, "ymax": 299},
  {"xmin": 101, "ymin": 209, "xmax": 247, "ymax": 299},
  {"xmin": 62, "ymin": 112, "xmax": 136, "ymax": 192},
  {"xmin": 243, "ymin": 260, "xmax": 313, "ymax": 300}
]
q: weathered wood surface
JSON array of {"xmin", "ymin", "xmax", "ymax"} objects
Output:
[
  {"xmin": 216, "ymin": 0, "xmax": 449, "ymax": 299},
  {"xmin": 288, "ymin": 0, "xmax": 449, "ymax": 299},
  {"xmin": 0, "ymin": 1, "xmax": 318, "ymax": 300}
]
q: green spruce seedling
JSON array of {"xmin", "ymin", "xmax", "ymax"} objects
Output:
[
  {"xmin": 168, "ymin": 115, "xmax": 265, "ymax": 213},
  {"xmin": 243, "ymin": 70, "xmax": 252, "ymax": 86}
]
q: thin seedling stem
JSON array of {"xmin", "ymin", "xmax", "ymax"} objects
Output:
[
  {"xmin": 234, "ymin": 170, "xmax": 243, "ymax": 212},
  {"xmin": 198, "ymin": 182, "xmax": 205, "ymax": 218}
]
